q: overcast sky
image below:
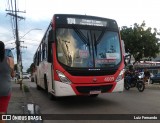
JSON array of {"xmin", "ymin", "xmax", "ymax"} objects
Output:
[{"xmin": 0, "ymin": 0, "xmax": 160, "ymax": 71}]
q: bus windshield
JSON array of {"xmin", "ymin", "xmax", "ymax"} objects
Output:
[{"xmin": 56, "ymin": 28, "xmax": 121, "ymax": 68}]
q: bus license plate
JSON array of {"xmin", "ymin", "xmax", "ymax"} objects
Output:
[{"xmin": 90, "ymin": 90, "xmax": 101, "ymax": 94}]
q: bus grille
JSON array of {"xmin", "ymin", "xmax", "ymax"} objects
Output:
[
  {"xmin": 76, "ymin": 85, "xmax": 113, "ymax": 94},
  {"xmin": 67, "ymin": 70, "xmax": 117, "ymax": 76}
]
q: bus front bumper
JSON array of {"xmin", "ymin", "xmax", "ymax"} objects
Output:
[{"xmin": 54, "ymin": 79, "xmax": 124, "ymax": 97}]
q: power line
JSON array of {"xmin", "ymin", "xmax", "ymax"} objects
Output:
[{"xmin": 6, "ymin": 0, "xmax": 14, "ymax": 38}]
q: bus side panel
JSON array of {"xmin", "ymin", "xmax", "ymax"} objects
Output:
[
  {"xmin": 37, "ymin": 61, "xmax": 45, "ymax": 89},
  {"xmin": 36, "ymin": 66, "xmax": 40, "ymax": 87},
  {"xmin": 47, "ymin": 63, "xmax": 55, "ymax": 93}
]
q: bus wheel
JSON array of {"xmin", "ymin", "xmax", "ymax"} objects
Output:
[
  {"xmin": 44, "ymin": 75, "xmax": 48, "ymax": 92},
  {"xmin": 35, "ymin": 77, "xmax": 40, "ymax": 90},
  {"xmin": 36, "ymin": 85, "xmax": 41, "ymax": 90},
  {"xmin": 90, "ymin": 94, "xmax": 99, "ymax": 97},
  {"xmin": 48, "ymin": 93, "xmax": 57, "ymax": 100}
]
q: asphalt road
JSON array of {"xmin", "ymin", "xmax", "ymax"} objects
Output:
[{"xmin": 23, "ymin": 80, "xmax": 160, "ymax": 123}]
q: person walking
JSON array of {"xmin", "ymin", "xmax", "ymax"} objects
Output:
[
  {"xmin": 0, "ymin": 41, "xmax": 14, "ymax": 123},
  {"xmin": 144, "ymin": 68, "xmax": 151, "ymax": 84}
]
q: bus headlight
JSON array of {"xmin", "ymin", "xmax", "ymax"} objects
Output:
[
  {"xmin": 115, "ymin": 69, "xmax": 125, "ymax": 82},
  {"xmin": 56, "ymin": 70, "xmax": 71, "ymax": 84}
]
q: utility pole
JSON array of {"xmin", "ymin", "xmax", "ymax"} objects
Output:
[
  {"xmin": 6, "ymin": 0, "xmax": 25, "ymax": 89},
  {"xmin": 14, "ymin": 0, "xmax": 22, "ymax": 84}
]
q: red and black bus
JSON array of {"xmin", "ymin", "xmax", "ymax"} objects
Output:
[{"xmin": 33, "ymin": 14, "xmax": 125, "ymax": 98}]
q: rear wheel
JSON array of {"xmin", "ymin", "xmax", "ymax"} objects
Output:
[
  {"xmin": 36, "ymin": 77, "xmax": 41, "ymax": 90},
  {"xmin": 36, "ymin": 84, "xmax": 41, "ymax": 90},
  {"xmin": 44, "ymin": 75, "xmax": 48, "ymax": 92}
]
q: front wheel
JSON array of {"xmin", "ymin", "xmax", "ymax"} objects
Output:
[
  {"xmin": 124, "ymin": 80, "xmax": 130, "ymax": 90},
  {"xmin": 48, "ymin": 93, "xmax": 59, "ymax": 101},
  {"xmin": 137, "ymin": 81, "xmax": 145, "ymax": 92},
  {"xmin": 48, "ymin": 92, "xmax": 54, "ymax": 100}
]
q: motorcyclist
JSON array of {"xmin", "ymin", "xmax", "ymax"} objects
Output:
[{"xmin": 125, "ymin": 65, "xmax": 135, "ymax": 87}]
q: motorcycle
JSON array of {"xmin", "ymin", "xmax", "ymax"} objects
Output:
[{"xmin": 124, "ymin": 72, "xmax": 145, "ymax": 92}]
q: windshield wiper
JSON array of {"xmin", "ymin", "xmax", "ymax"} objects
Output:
[
  {"xmin": 96, "ymin": 28, "xmax": 106, "ymax": 45},
  {"xmin": 87, "ymin": 32, "xmax": 91, "ymax": 55},
  {"xmin": 73, "ymin": 26, "xmax": 88, "ymax": 45},
  {"xmin": 93, "ymin": 29, "xmax": 106, "ymax": 56},
  {"xmin": 93, "ymin": 33, "xmax": 97, "ymax": 56},
  {"xmin": 73, "ymin": 26, "xmax": 91, "ymax": 55}
]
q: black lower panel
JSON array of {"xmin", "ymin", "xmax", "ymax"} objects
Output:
[{"xmin": 76, "ymin": 85, "xmax": 113, "ymax": 94}]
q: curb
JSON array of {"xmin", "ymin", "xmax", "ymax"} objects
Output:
[
  {"xmin": 145, "ymin": 84, "xmax": 160, "ymax": 89},
  {"xmin": 22, "ymin": 82, "xmax": 43, "ymax": 123}
]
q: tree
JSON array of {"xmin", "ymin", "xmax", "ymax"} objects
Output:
[
  {"xmin": 26, "ymin": 67, "xmax": 30, "ymax": 73},
  {"xmin": 120, "ymin": 21, "xmax": 160, "ymax": 63},
  {"xmin": 14, "ymin": 64, "xmax": 17, "ymax": 72},
  {"xmin": 27, "ymin": 63, "xmax": 36, "ymax": 75}
]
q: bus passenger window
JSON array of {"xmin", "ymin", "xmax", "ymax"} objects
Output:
[
  {"xmin": 42, "ymin": 43, "xmax": 47, "ymax": 60},
  {"xmin": 48, "ymin": 29, "xmax": 54, "ymax": 42},
  {"xmin": 37, "ymin": 51, "xmax": 40, "ymax": 65},
  {"xmin": 48, "ymin": 42, "xmax": 52, "ymax": 63}
]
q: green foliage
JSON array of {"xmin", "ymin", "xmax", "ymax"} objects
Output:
[
  {"xmin": 26, "ymin": 63, "xmax": 35, "ymax": 74},
  {"xmin": 120, "ymin": 21, "xmax": 160, "ymax": 63},
  {"xmin": 14, "ymin": 64, "xmax": 17, "ymax": 71},
  {"xmin": 30, "ymin": 63, "xmax": 35, "ymax": 73},
  {"xmin": 26, "ymin": 67, "xmax": 30, "ymax": 73}
]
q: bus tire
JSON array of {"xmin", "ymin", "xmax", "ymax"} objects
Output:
[
  {"xmin": 44, "ymin": 75, "xmax": 48, "ymax": 92},
  {"xmin": 48, "ymin": 93, "xmax": 58, "ymax": 100},
  {"xmin": 35, "ymin": 76, "xmax": 40, "ymax": 90},
  {"xmin": 36, "ymin": 84, "xmax": 41, "ymax": 90}
]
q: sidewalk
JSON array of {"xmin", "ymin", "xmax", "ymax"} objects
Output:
[
  {"xmin": 7, "ymin": 81, "xmax": 31, "ymax": 123},
  {"xmin": 145, "ymin": 83, "xmax": 160, "ymax": 90}
]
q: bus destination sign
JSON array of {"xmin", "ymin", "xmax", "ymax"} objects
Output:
[{"xmin": 67, "ymin": 18, "xmax": 107, "ymax": 27}]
